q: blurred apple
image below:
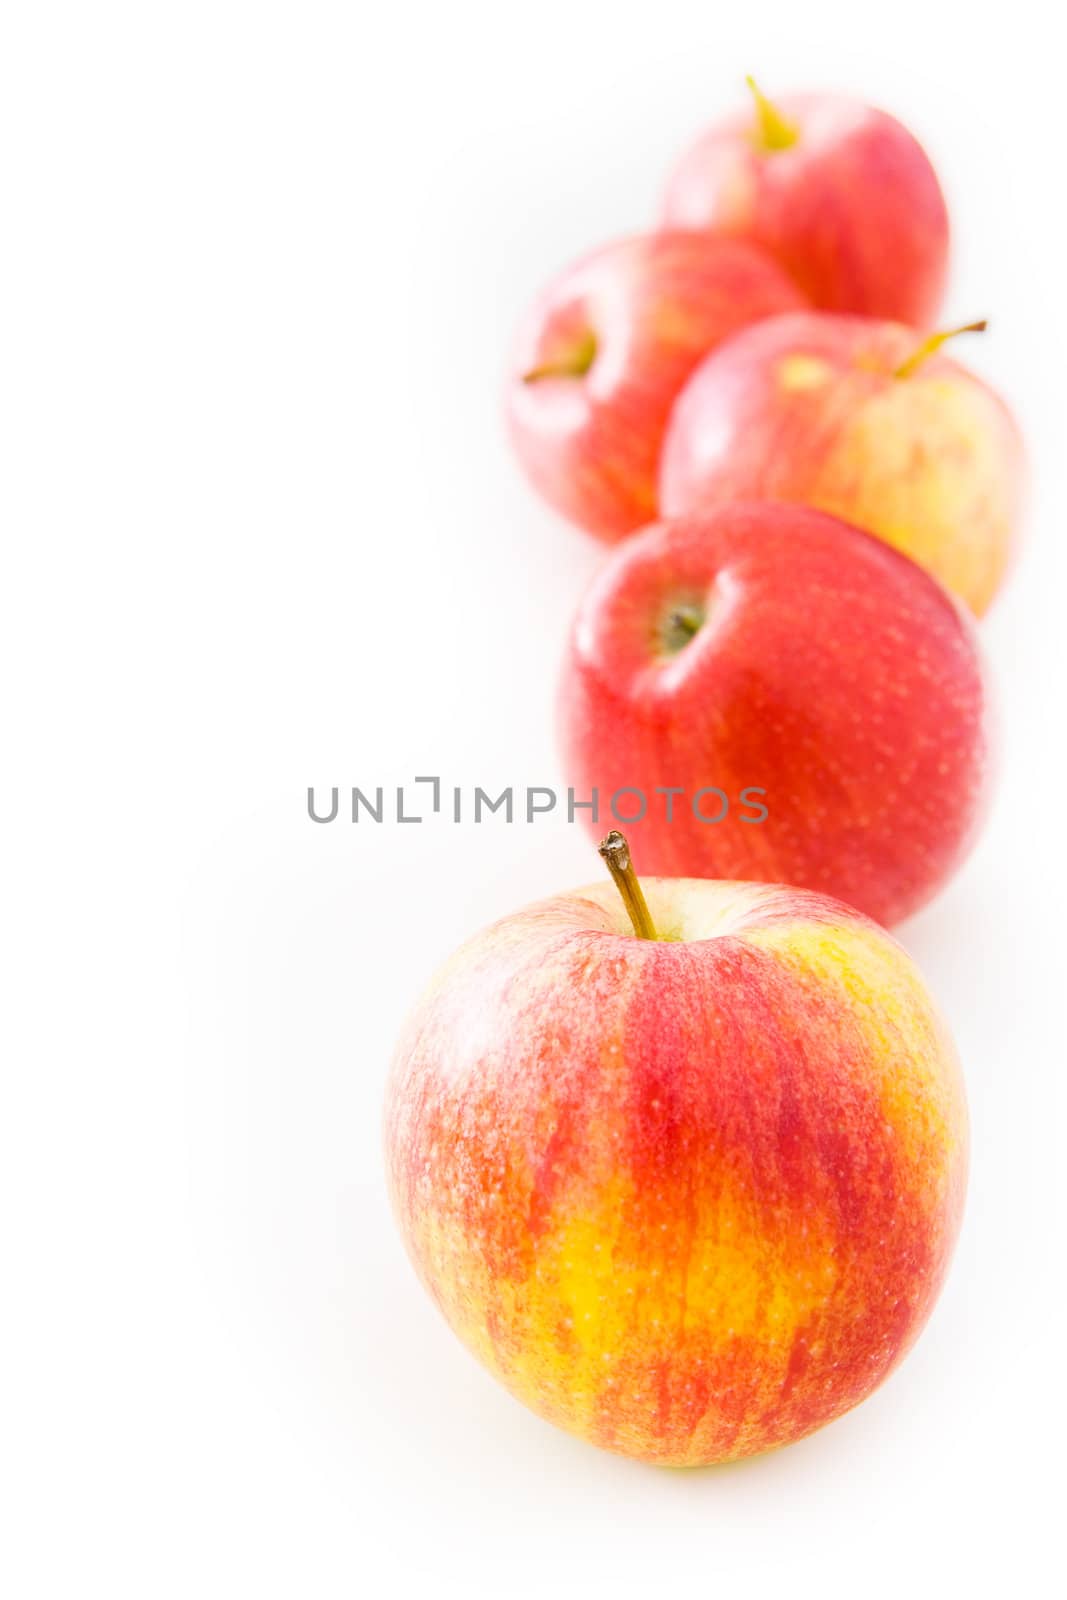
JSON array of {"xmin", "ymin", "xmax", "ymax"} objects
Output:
[
  {"xmin": 662, "ymin": 80, "xmax": 949, "ymax": 325},
  {"xmin": 386, "ymin": 831, "xmax": 968, "ymax": 1466},
  {"xmin": 558, "ymin": 503, "xmax": 991, "ymax": 926},
  {"xmin": 506, "ymin": 231, "xmax": 804, "ymax": 541},
  {"xmin": 659, "ymin": 311, "xmax": 1024, "ymax": 615}
]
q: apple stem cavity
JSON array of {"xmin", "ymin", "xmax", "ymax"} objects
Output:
[
  {"xmin": 599, "ymin": 829, "xmax": 659, "ymax": 941},
  {"xmin": 745, "ymin": 76, "xmax": 799, "ymax": 152},
  {"xmin": 894, "ymin": 318, "xmax": 989, "ymax": 380},
  {"xmin": 522, "ymin": 328, "xmax": 598, "ymax": 384}
]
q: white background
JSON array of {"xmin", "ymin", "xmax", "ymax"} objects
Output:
[{"xmin": 3, "ymin": 2, "xmax": 1065, "ymax": 1595}]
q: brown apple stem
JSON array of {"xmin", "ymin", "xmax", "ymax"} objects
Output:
[
  {"xmin": 745, "ymin": 75, "xmax": 798, "ymax": 151},
  {"xmin": 894, "ymin": 319, "xmax": 988, "ymax": 379},
  {"xmin": 599, "ymin": 829, "xmax": 658, "ymax": 941}
]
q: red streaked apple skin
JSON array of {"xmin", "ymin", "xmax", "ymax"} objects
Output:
[
  {"xmin": 385, "ymin": 877, "xmax": 968, "ymax": 1466},
  {"xmin": 662, "ymin": 94, "xmax": 949, "ymax": 325},
  {"xmin": 558, "ymin": 504, "xmax": 991, "ymax": 927},
  {"xmin": 506, "ymin": 232, "xmax": 805, "ymax": 541},
  {"xmin": 659, "ymin": 311, "xmax": 1025, "ymax": 616}
]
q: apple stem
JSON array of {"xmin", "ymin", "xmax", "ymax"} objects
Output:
[
  {"xmin": 667, "ymin": 606, "xmax": 703, "ymax": 646},
  {"xmin": 599, "ymin": 830, "xmax": 658, "ymax": 941},
  {"xmin": 745, "ymin": 76, "xmax": 798, "ymax": 152},
  {"xmin": 894, "ymin": 319, "xmax": 988, "ymax": 380},
  {"xmin": 522, "ymin": 329, "xmax": 598, "ymax": 384}
]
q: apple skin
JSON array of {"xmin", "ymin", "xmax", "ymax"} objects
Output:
[
  {"xmin": 506, "ymin": 232, "xmax": 805, "ymax": 542},
  {"xmin": 558, "ymin": 503, "xmax": 991, "ymax": 927},
  {"xmin": 385, "ymin": 874, "xmax": 968, "ymax": 1466},
  {"xmin": 661, "ymin": 93, "xmax": 949, "ymax": 325},
  {"xmin": 658, "ymin": 312, "xmax": 1025, "ymax": 617}
]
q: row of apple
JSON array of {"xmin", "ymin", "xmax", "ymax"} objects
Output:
[
  {"xmin": 386, "ymin": 84, "xmax": 1017, "ymax": 1469},
  {"xmin": 505, "ymin": 83, "xmax": 1022, "ymax": 925}
]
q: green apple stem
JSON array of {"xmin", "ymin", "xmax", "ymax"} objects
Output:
[
  {"xmin": 664, "ymin": 605, "xmax": 704, "ymax": 652},
  {"xmin": 522, "ymin": 329, "xmax": 598, "ymax": 384},
  {"xmin": 745, "ymin": 75, "xmax": 799, "ymax": 151},
  {"xmin": 894, "ymin": 319, "xmax": 988, "ymax": 379},
  {"xmin": 599, "ymin": 829, "xmax": 658, "ymax": 941}
]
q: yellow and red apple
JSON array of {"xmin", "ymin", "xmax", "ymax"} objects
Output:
[
  {"xmin": 662, "ymin": 81, "xmax": 949, "ymax": 326},
  {"xmin": 385, "ymin": 835, "xmax": 968, "ymax": 1466},
  {"xmin": 558, "ymin": 502, "xmax": 991, "ymax": 926},
  {"xmin": 659, "ymin": 310, "xmax": 1025, "ymax": 615},
  {"xmin": 506, "ymin": 231, "xmax": 804, "ymax": 541}
]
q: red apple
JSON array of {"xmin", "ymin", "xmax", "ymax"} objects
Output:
[
  {"xmin": 662, "ymin": 80, "xmax": 949, "ymax": 325},
  {"xmin": 386, "ymin": 831, "xmax": 968, "ymax": 1466},
  {"xmin": 506, "ymin": 231, "xmax": 805, "ymax": 541},
  {"xmin": 558, "ymin": 503, "xmax": 991, "ymax": 927},
  {"xmin": 659, "ymin": 311, "xmax": 1025, "ymax": 616}
]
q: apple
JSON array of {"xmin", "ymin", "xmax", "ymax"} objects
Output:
[
  {"xmin": 506, "ymin": 231, "xmax": 805, "ymax": 541},
  {"xmin": 558, "ymin": 502, "xmax": 991, "ymax": 927},
  {"xmin": 658, "ymin": 311, "xmax": 1025, "ymax": 616},
  {"xmin": 385, "ymin": 830, "xmax": 968, "ymax": 1466},
  {"xmin": 661, "ymin": 80, "xmax": 950, "ymax": 325}
]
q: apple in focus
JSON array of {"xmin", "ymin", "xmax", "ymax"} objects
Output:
[
  {"xmin": 661, "ymin": 80, "xmax": 950, "ymax": 325},
  {"xmin": 506, "ymin": 231, "xmax": 805, "ymax": 541},
  {"xmin": 385, "ymin": 832, "xmax": 968, "ymax": 1466},
  {"xmin": 659, "ymin": 311, "xmax": 1025, "ymax": 615},
  {"xmin": 558, "ymin": 503, "xmax": 991, "ymax": 927}
]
